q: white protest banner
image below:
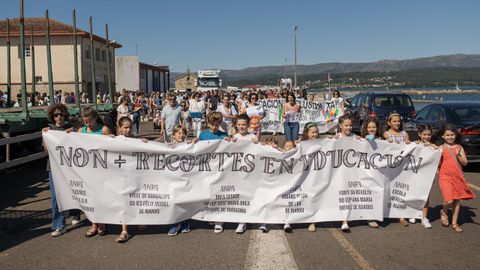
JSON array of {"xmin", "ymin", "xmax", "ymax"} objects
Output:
[
  {"xmin": 258, "ymin": 99, "xmax": 343, "ymax": 134},
  {"xmin": 43, "ymin": 131, "xmax": 441, "ymax": 225}
]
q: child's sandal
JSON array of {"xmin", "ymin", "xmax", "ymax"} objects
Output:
[
  {"xmin": 116, "ymin": 231, "xmax": 130, "ymax": 243},
  {"xmin": 451, "ymin": 224, "xmax": 463, "ymax": 233},
  {"xmin": 97, "ymin": 224, "xmax": 107, "ymax": 236},
  {"xmin": 440, "ymin": 209, "xmax": 449, "ymax": 227},
  {"xmin": 85, "ymin": 227, "xmax": 98, "ymax": 237}
]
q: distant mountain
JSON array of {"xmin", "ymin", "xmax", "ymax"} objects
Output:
[{"xmin": 221, "ymin": 54, "xmax": 480, "ymax": 82}]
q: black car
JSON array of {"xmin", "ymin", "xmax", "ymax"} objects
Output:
[
  {"xmin": 346, "ymin": 92, "xmax": 416, "ymax": 132},
  {"xmin": 405, "ymin": 102, "xmax": 480, "ymax": 163}
]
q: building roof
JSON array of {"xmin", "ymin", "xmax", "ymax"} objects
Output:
[
  {"xmin": 0, "ymin": 18, "xmax": 122, "ymax": 48},
  {"xmin": 175, "ymin": 73, "xmax": 198, "ymax": 81},
  {"xmin": 139, "ymin": 62, "xmax": 169, "ymax": 73}
]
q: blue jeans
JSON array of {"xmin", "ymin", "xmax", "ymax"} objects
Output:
[
  {"xmin": 284, "ymin": 122, "xmax": 299, "ymax": 141},
  {"xmin": 49, "ymin": 172, "xmax": 80, "ymax": 230},
  {"xmin": 132, "ymin": 112, "xmax": 140, "ymax": 136}
]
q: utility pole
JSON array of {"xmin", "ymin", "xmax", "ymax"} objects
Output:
[
  {"xmin": 293, "ymin": 25, "xmax": 298, "ymax": 92},
  {"xmin": 105, "ymin": 24, "xmax": 113, "ymax": 108},
  {"xmin": 19, "ymin": 0, "xmax": 29, "ymax": 119},
  {"xmin": 89, "ymin": 16, "xmax": 98, "ymax": 110},
  {"xmin": 6, "ymin": 18, "xmax": 11, "ymax": 106},
  {"xmin": 72, "ymin": 10, "xmax": 81, "ymax": 113},
  {"xmin": 45, "ymin": 9, "xmax": 54, "ymax": 105},
  {"xmin": 30, "ymin": 27, "xmax": 35, "ymax": 106}
]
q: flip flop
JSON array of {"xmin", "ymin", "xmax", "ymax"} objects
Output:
[
  {"xmin": 85, "ymin": 227, "xmax": 98, "ymax": 237},
  {"xmin": 451, "ymin": 224, "xmax": 463, "ymax": 233},
  {"xmin": 440, "ymin": 209, "xmax": 450, "ymax": 227}
]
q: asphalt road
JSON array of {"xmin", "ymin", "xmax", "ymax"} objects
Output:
[{"xmin": 1, "ymin": 122, "xmax": 479, "ymax": 270}]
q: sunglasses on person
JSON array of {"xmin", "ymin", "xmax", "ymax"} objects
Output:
[{"xmin": 53, "ymin": 113, "xmax": 64, "ymax": 118}]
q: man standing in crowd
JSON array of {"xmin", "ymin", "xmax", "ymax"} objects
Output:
[
  {"xmin": 160, "ymin": 93, "xmax": 182, "ymax": 142},
  {"xmin": 209, "ymin": 90, "xmax": 220, "ymax": 113}
]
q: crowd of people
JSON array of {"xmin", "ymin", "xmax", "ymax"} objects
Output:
[{"xmin": 42, "ymin": 88, "xmax": 475, "ymax": 243}]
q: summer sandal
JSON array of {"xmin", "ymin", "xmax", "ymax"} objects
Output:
[
  {"xmin": 97, "ymin": 225, "xmax": 107, "ymax": 236},
  {"xmin": 451, "ymin": 224, "xmax": 463, "ymax": 233},
  {"xmin": 85, "ymin": 227, "xmax": 98, "ymax": 237},
  {"xmin": 399, "ymin": 218, "xmax": 409, "ymax": 226},
  {"xmin": 116, "ymin": 231, "xmax": 130, "ymax": 243},
  {"xmin": 440, "ymin": 209, "xmax": 450, "ymax": 227}
]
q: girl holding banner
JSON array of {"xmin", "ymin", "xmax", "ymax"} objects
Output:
[
  {"xmin": 383, "ymin": 112, "xmax": 411, "ymax": 227},
  {"xmin": 335, "ymin": 114, "xmax": 361, "ymax": 233},
  {"xmin": 79, "ymin": 107, "xmax": 112, "ymax": 237},
  {"xmin": 301, "ymin": 122, "xmax": 320, "ymax": 233}
]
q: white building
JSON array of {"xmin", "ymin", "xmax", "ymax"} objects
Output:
[{"xmin": 115, "ymin": 56, "xmax": 169, "ymax": 93}]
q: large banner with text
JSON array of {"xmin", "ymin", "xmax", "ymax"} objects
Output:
[
  {"xmin": 43, "ymin": 131, "xmax": 441, "ymax": 225},
  {"xmin": 259, "ymin": 99, "xmax": 343, "ymax": 134}
]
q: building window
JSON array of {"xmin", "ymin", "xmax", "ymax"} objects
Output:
[
  {"xmin": 102, "ymin": 50, "xmax": 106, "ymax": 62},
  {"xmin": 95, "ymin": 48, "xmax": 101, "ymax": 61},
  {"xmin": 85, "ymin": 46, "xmax": 91, "ymax": 59},
  {"xmin": 18, "ymin": 45, "xmax": 31, "ymax": 58},
  {"xmin": 35, "ymin": 76, "xmax": 42, "ymax": 83}
]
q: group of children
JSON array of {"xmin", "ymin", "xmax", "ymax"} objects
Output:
[{"xmin": 47, "ymin": 104, "xmax": 476, "ymax": 243}]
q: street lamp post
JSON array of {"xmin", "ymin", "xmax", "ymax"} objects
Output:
[{"xmin": 293, "ymin": 25, "xmax": 298, "ymax": 92}]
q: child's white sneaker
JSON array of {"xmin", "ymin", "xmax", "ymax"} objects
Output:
[
  {"xmin": 409, "ymin": 218, "xmax": 416, "ymax": 224},
  {"xmin": 235, "ymin": 223, "xmax": 246, "ymax": 234},
  {"xmin": 341, "ymin": 222, "xmax": 350, "ymax": 233},
  {"xmin": 214, "ymin": 223, "xmax": 223, "ymax": 234},
  {"xmin": 421, "ymin": 218, "xmax": 432, "ymax": 229}
]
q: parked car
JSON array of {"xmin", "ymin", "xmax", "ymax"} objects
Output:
[
  {"xmin": 404, "ymin": 102, "xmax": 480, "ymax": 163},
  {"xmin": 345, "ymin": 92, "xmax": 416, "ymax": 132}
]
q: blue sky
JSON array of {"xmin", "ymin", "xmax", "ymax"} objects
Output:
[{"xmin": 2, "ymin": 0, "xmax": 479, "ymax": 72}]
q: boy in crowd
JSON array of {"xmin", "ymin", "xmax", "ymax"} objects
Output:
[
  {"xmin": 196, "ymin": 111, "xmax": 229, "ymax": 141},
  {"xmin": 195, "ymin": 112, "xmax": 229, "ymax": 233}
]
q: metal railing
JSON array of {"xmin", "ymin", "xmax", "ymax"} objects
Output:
[{"xmin": 0, "ymin": 132, "xmax": 47, "ymax": 170}]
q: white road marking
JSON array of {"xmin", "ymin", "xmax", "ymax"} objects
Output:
[
  {"xmin": 244, "ymin": 229, "xmax": 298, "ymax": 270},
  {"xmin": 327, "ymin": 228, "xmax": 375, "ymax": 270}
]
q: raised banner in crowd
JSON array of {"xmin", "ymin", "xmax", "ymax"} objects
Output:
[
  {"xmin": 259, "ymin": 99, "xmax": 343, "ymax": 134},
  {"xmin": 43, "ymin": 131, "xmax": 441, "ymax": 225}
]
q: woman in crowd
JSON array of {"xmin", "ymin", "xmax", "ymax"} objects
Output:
[
  {"xmin": 117, "ymin": 95, "xmax": 131, "ymax": 123},
  {"xmin": 217, "ymin": 95, "xmax": 238, "ymax": 136},
  {"xmin": 283, "ymin": 93, "xmax": 301, "ymax": 141},
  {"xmin": 189, "ymin": 92, "xmax": 206, "ymax": 138},
  {"xmin": 331, "ymin": 90, "xmax": 345, "ymax": 109},
  {"xmin": 240, "ymin": 92, "xmax": 264, "ymax": 140}
]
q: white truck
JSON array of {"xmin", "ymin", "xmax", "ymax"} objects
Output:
[{"xmin": 196, "ymin": 69, "xmax": 222, "ymax": 92}]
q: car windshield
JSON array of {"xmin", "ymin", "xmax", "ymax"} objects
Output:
[
  {"xmin": 373, "ymin": 95, "xmax": 413, "ymax": 107},
  {"xmin": 198, "ymin": 78, "xmax": 220, "ymax": 87},
  {"xmin": 450, "ymin": 106, "xmax": 480, "ymax": 124}
]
